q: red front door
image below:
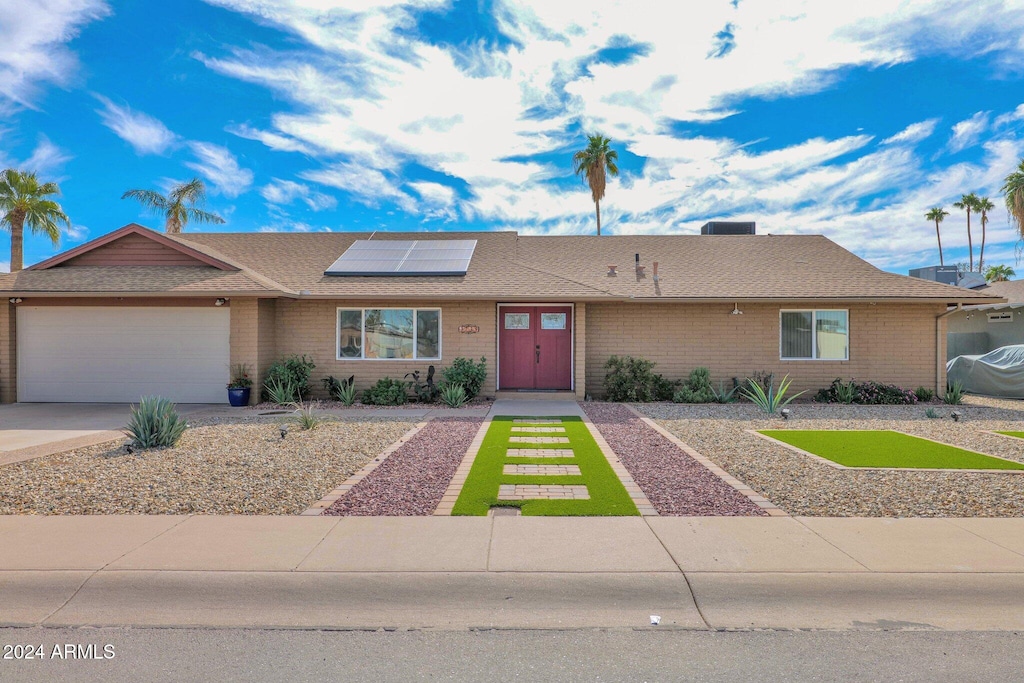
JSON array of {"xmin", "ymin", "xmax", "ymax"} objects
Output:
[{"xmin": 498, "ymin": 306, "xmax": 573, "ymax": 390}]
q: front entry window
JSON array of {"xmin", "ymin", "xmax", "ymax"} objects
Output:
[
  {"xmin": 540, "ymin": 312, "xmax": 566, "ymax": 329},
  {"xmin": 504, "ymin": 313, "xmax": 530, "ymax": 329}
]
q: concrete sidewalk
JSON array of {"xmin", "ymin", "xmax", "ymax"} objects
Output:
[{"xmin": 2, "ymin": 515, "xmax": 1024, "ymax": 631}]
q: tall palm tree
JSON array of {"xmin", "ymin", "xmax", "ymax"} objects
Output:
[
  {"xmin": 984, "ymin": 264, "xmax": 1015, "ymax": 282},
  {"xmin": 0, "ymin": 169, "xmax": 70, "ymax": 273},
  {"xmin": 1003, "ymin": 158, "xmax": 1024, "ymax": 241},
  {"xmin": 976, "ymin": 196, "xmax": 994, "ymax": 272},
  {"xmin": 572, "ymin": 134, "xmax": 619, "ymax": 236},
  {"xmin": 953, "ymin": 192, "xmax": 980, "ymax": 272},
  {"xmin": 121, "ymin": 178, "xmax": 225, "ymax": 234},
  {"xmin": 925, "ymin": 207, "xmax": 949, "ymax": 266}
]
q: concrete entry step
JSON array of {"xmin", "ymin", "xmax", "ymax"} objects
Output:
[
  {"xmin": 498, "ymin": 484, "xmax": 590, "ymax": 500},
  {"xmin": 511, "ymin": 426, "xmax": 566, "ymax": 433},
  {"xmin": 510, "ymin": 436, "xmax": 570, "ymax": 444}
]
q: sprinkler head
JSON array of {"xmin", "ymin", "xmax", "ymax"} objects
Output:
[{"xmin": 280, "ymin": 424, "xmax": 289, "ymax": 439}]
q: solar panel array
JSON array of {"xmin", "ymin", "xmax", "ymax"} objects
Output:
[{"xmin": 324, "ymin": 239, "xmax": 478, "ymax": 277}]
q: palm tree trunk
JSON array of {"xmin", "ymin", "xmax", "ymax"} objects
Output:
[
  {"xmin": 966, "ymin": 210, "xmax": 973, "ymax": 272},
  {"xmin": 595, "ymin": 199, "xmax": 601, "ymax": 236},
  {"xmin": 10, "ymin": 215, "xmax": 23, "ymax": 272},
  {"xmin": 935, "ymin": 220, "xmax": 943, "ymax": 266},
  {"xmin": 979, "ymin": 219, "xmax": 986, "ymax": 273}
]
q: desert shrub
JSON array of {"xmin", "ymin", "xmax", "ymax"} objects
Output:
[
  {"xmin": 262, "ymin": 355, "xmax": 315, "ymax": 401},
  {"xmin": 441, "ymin": 357, "xmax": 487, "ymax": 399},
  {"xmin": 711, "ymin": 381, "xmax": 739, "ymax": 404},
  {"xmin": 925, "ymin": 407, "xmax": 940, "ymax": 418},
  {"xmin": 439, "ymin": 382, "xmax": 468, "ymax": 408},
  {"xmin": 322, "ymin": 375, "xmax": 354, "ymax": 402},
  {"xmin": 914, "ymin": 386, "xmax": 935, "ymax": 403},
  {"xmin": 653, "ymin": 374, "xmax": 680, "ymax": 401},
  {"xmin": 604, "ymin": 355, "xmax": 665, "ymax": 402},
  {"xmin": 406, "ymin": 367, "xmax": 439, "ymax": 403},
  {"xmin": 126, "ymin": 396, "xmax": 187, "ymax": 449},
  {"xmin": 289, "ymin": 401, "xmax": 324, "ymax": 430},
  {"xmin": 362, "ymin": 377, "xmax": 409, "ymax": 406},
  {"xmin": 673, "ymin": 367, "xmax": 715, "ymax": 403},
  {"xmin": 741, "ymin": 374, "xmax": 804, "ymax": 414},
  {"xmin": 944, "ymin": 380, "xmax": 965, "ymax": 405},
  {"xmin": 265, "ymin": 376, "xmax": 298, "ymax": 406},
  {"xmin": 814, "ymin": 378, "xmax": 918, "ymax": 405}
]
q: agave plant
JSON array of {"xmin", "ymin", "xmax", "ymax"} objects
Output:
[
  {"xmin": 265, "ymin": 376, "xmax": 298, "ymax": 405},
  {"xmin": 439, "ymin": 382, "xmax": 468, "ymax": 408},
  {"xmin": 741, "ymin": 374, "xmax": 804, "ymax": 415},
  {"xmin": 126, "ymin": 396, "xmax": 187, "ymax": 448}
]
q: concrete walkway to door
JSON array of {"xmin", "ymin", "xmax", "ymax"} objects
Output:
[{"xmin": 0, "ymin": 403, "xmax": 219, "ymax": 465}]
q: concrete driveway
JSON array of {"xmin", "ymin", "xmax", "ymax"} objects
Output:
[{"xmin": 0, "ymin": 403, "xmax": 222, "ymax": 465}]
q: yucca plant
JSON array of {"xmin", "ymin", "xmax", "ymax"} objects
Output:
[
  {"xmin": 944, "ymin": 380, "xmax": 965, "ymax": 405},
  {"xmin": 711, "ymin": 380, "xmax": 739, "ymax": 404},
  {"xmin": 288, "ymin": 401, "xmax": 324, "ymax": 430},
  {"xmin": 834, "ymin": 379, "xmax": 857, "ymax": 404},
  {"xmin": 439, "ymin": 382, "xmax": 468, "ymax": 408},
  {"xmin": 126, "ymin": 396, "xmax": 187, "ymax": 448},
  {"xmin": 265, "ymin": 376, "xmax": 298, "ymax": 405},
  {"xmin": 336, "ymin": 381, "xmax": 357, "ymax": 406},
  {"xmin": 741, "ymin": 374, "xmax": 804, "ymax": 415}
]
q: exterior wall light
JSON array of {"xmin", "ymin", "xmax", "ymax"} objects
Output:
[
  {"xmin": 215, "ymin": 298, "xmax": 227, "ymax": 306},
  {"xmin": 951, "ymin": 411, "xmax": 962, "ymax": 422},
  {"xmin": 780, "ymin": 408, "xmax": 791, "ymax": 420},
  {"xmin": 9, "ymin": 298, "xmax": 23, "ymax": 304}
]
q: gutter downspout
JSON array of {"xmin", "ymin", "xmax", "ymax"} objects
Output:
[{"xmin": 936, "ymin": 304, "xmax": 962, "ymax": 394}]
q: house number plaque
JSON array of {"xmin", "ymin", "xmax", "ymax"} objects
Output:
[{"xmin": 459, "ymin": 324, "xmax": 480, "ymax": 334}]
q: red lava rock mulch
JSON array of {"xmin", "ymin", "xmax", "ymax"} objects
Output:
[
  {"xmin": 582, "ymin": 403, "xmax": 766, "ymax": 516},
  {"xmin": 323, "ymin": 416, "xmax": 483, "ymax": 516}
]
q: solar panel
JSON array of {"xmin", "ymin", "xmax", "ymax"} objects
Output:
[{"xmin": 324, "ymin": 239, "xmax": 477, "ymax": 276}]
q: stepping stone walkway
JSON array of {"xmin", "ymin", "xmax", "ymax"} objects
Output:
[
  {"xmin": 509, "ymin": 436, "xmax": 570, "ymax": 444},
  {"xmin": 511, "ymin": 426, "xmax": 566, "ymax": 433},
  {"xmin": 513, "ymin": 419, "xmax": 562, "ymax": 424},
  {"xmin": 506, "ymin": 448, "xmax": 574, "ymax": 458},
  {"xmin": 503, "ymin": 464, "xmax": 582, "ymax": 476},
  {"xmin": 498, "ymin": 484, "xmax": 590, "ymax": 500}
]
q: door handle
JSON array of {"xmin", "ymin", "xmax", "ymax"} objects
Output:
[{"xmin": 535, "ymin": 345, "xmax": 540, "ymax": 364}]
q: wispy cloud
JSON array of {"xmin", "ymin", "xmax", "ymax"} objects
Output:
[
  {"xmin": 184, "ymin": 142, "xmax": 254, "ymax": 198},
  {"xmin": 301, "ymin": 162, "xmax": 414, "ymax": 211},
  {"xmin": 882, "ymin": 119, "xmax": 939, "ymax": 145},
  {"xmin": 95, "ymin": 95, "xmax": 177, "ymax": 155},
  {"xmin": 21, "ymin": 136, "xmax": 72, "ymax": 175},
  {"xmin": 260, "ymin": 178, "xmax": 336, "ymax": 211},
  {"xmin": 0, "ymin": 0, "xmax": 110, "ymax": 108},
  {"xmin": 948, "ymin": 111, "xmax": 989, "ymax": 153}
]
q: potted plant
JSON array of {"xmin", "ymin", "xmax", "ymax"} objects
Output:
[{"xmin": 227, "ymin": 364, "xmax": 253, "ymax": 407}]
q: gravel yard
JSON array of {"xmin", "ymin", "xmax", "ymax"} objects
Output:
[
  {"xmin": 582, "ymin": 403, "xmax": 765, "ymax": 516},
  {"xmin": 0, "ymin": 416, "xmax": 416, "ymax": 515},
  {"xmin": 324, "ymin": 417, "xmax": 483, "ymax": 516},
  {"xmin": 637, "ymin": 396, "xmax": 1024, "ymax": 517}
]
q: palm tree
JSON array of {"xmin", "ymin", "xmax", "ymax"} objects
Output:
[
  {"xmin": 121, "ymin": 178, "xmax": 225, "ymax": 234},
  {"xmin": 984, "ymin": 264, "xmax": 1015, "ymax": 282},
  {"xmin": 0, "ymin": 169, "xmax": 70, "ymax": 273},
  {"xmin": 953, "ymin": 192, "xmax": 980, "ymax": 272},
  {"xmin": 925, "ymin": 207, "xmax": 949, "ymax": 266},
  {"xmin": 1003, "ymin": 159, "xmax": 1024, "ymax": 241},
  {"xmin": 572, "ymin": 134, "xmax": 619, "ymax": 236},
  {"xmin": 976, "ymin": 196, "xmax": 994, "ymax": 272}
]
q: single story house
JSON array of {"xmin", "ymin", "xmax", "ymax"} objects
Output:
[
  {"xmin": 0, "ymin": 223, "xmax": 1001, "ymax": 404},
  {"xmin": 947, "ymin": 279, "xmax": 1024, "ymax": 360}
]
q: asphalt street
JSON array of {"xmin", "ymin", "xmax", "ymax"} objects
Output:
[{"xmin": 1, "ymin": 627, "xmax": 1022, "ymax": 682}]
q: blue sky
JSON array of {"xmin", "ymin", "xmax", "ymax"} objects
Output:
[{"xmin": 3, "ymin": 0, "xmax": 1024, "ymax": 274}]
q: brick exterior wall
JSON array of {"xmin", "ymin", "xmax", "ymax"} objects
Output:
[
  {"xmin": 0, "ymin": 303, "xmax": 15, "ymax": 404},
  {"xmin": 584, "ymin": 301, "xmax": 947, "ymax": 398},
  {"xmin": 574, "ymin": 303, "xmax": 586, "ymax": 399},
  {"xmin": 271, "ymin": 299, "xmax": 498, "ymax": 399}
]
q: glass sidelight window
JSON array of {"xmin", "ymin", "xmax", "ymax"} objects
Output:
[{"xmin": 337, "ymin": 308, "xmax": 441, "ymax": 360}]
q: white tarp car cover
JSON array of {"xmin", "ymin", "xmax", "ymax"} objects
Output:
[{"xmin": 946, "ymin": 344, "xmax": 1024, "ymax": 398}]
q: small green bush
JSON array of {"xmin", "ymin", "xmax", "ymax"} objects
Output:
[
  {"xmin": 262, "ymin": 355, "xmax": 315, "ymax": 401},
  {"xmin": 126, "ymin": 396, "xmax": 187, "ymax": 449},
  {"xmin": 604, "ymin": 355, "xmax": 662, "ymax": 402},
  {"xmin": 925, "ymin": 407, "xmax": 940, "ymax": 419},
  {"xmin": 914, "ymin": 386, "xmax": 935, "ymax": 403},
  {"xmin": 672, "ymin": 367, "xmax": 715, "ymax": 403},
  {"xmin": 441, "ymin": 357, "xmax": 487, "ymax": 399},
  {"xmin": 814, "ymin": 379, "xmax": 917, "ymax": 405},
  {"xmin": 362, "ymin": 377, "xmax": 409, "ymax": 406},
  {"xmin": 439, "ymin": 382, "xmax": 468, "ymax": 408}
]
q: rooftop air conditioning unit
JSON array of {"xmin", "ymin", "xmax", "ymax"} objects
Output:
[{"xmin": 700, "ymin": 221, "xmax": 755, "ymax": 235}]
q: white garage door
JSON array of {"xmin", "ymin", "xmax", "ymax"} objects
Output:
[{"xmin": 17, "ymin": 306, "xmax": 230, "ymax": 403}]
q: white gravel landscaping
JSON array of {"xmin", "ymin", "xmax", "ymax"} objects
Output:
[
  {"xmin": 0, "ymin": 416, "xmax": 416, "ymax": 515},
  {"xmin": 637, "ymin": 396, "xmax": 1024, "ymax": 517}
]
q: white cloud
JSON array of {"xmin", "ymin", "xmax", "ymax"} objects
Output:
[
  {"xmin": 882, "ymin": 119, "xmax": 939, "ymax": 145},
  {"xmin": 0, "ymin": 0, "xmax": 110, "ymax": 108},
  {"xmin": 0, "ymin": 260, "xmax": 8, "ymax": 273},
  {"xmin": 95, "ymin": 95, "xmax": 177, "ymax": 155},
  {"xmin": 948, "ymin": 111, "xmax": 989, "ymax": 153},
  {"xmin": 21, "ymin": 136, "xmax": 71, "ymax": 175},
  {"xmin": 260, "ymin": 178, "xmax": 337, "ymax": 211},
  {"xmin": 994, "ymin": 103, "xmax": 1024, "ymax": 128},
  {"xmin": 184, "ymin": 142, "xmax": 254, "ymax": 198},
  {"xmin": 64, "ymin": 223, "xmax": 88, "ymax": 241},
  {"xmin": 301, "ymin": 161, "xmax": 414, "ymax": 210}
]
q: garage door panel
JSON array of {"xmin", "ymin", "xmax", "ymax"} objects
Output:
[{"xmin": 18, "ymin": 307, "xmax": 230, "ymax": 403}]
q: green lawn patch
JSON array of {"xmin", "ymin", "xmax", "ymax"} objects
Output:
[
  {"xmin": 996, "ymin": 432, "xmax": 1024, "ymax": 442},
  {"xmin": 452, "ymin": 416, "xmax": 639, "ymax": 516},
  {"xmin": 759, "ymin": 430, "xmax": 1024, "ymax": 470}
]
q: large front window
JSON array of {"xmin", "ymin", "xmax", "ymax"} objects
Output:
[
  {"xmin": 337, "ymin": 308, "xmax": 441, "ymax": 360},
  {"xmin": 780, "ymin": 310, "xmax": 848, "ymax": 360}
]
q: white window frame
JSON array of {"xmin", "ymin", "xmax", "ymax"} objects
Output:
[
  {"xmin": 336, "ymin": 307, "xmax": 442, "ymax": 361},
  {"xmin": 780, "ymin": 309, "xmax": 849, "ymax": 361}
]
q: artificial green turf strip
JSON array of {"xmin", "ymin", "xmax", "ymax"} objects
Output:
[
  {"xmin": 996, "ymin": 432, "xmax": 1024, "ymax": 441},
  {"xmin": 451, "ymin": 415, "xmax": 640, "ymax": 516},
  {"xmin": 760, "ymin": 430, "xmax": 1024, "ymax": 470}
]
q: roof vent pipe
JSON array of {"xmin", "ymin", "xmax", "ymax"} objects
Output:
[
  {"xmin": 635, "ymin": 253, "xmax": 640, "ymax": 269},
  {"xmin": 653, "ymin": 262, "xmax": 659, "ymax": 283}
]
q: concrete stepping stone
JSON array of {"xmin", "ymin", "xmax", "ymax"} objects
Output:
[
  {"xmin": 506, "ymin": 448, "xmax": 575, "ymax": 458},
  {"xmin": 512, "ymin": 419, "xmax": 563, "ymax": 424},
  {"xmin": 498, "ymin": 484, "xmax": 590, "ymax": 500},
  {"xmin": 510, "ymin": 436, "xmax": 570, "ymax": 444},
  {"xmin": 503, "ymin": 464, "xmax": 582, "ymax": 476},
  {"xmin": 511, "ymin": 426, "xmax": 566, "ymax": 433}
]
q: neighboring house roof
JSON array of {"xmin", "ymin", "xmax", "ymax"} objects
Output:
[
  {"xmin": 973, "ymin": 280, "xmax": 1024, "ymax": 304},
  {"xmin": 0, "ymin": 224, "xmax": 1006, "ymax": 303}
]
